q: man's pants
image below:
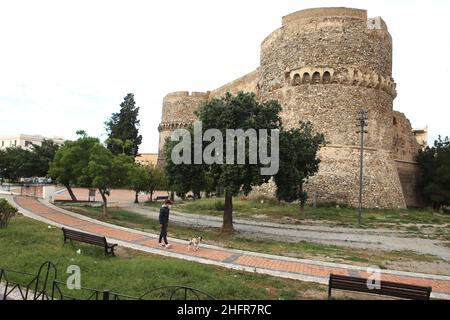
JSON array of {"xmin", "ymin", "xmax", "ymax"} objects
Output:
[{"xmin": 159, "ymin": 224, "xmax": 168, "ymax": 244}]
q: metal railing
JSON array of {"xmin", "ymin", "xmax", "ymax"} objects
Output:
[{"xmin": 1, "ymin": 261, "xmax": 216, "ymax": 300}]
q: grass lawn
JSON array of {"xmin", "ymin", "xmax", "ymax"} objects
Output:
[
  {"xmin": 62, "ymin": 205, "xmax": 445, "ymax": 271},
  {"xmin": 144, "ymin": 197, "xmax": 450, "ymax": 229},
  {"xmin": 0, "ymin": 215, "xmax": 328, "ymax": 300}
]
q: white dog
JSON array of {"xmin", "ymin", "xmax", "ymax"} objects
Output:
[{"xmin": 187, "ymin": 236, "xmax": 203, "ymax": 251}]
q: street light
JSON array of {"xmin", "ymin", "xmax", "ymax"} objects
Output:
[{"xmin": 356, "ymin": 109, "xmax": 368, "ymax": 226}]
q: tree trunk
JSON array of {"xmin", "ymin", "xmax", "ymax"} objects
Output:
[
  {"xmin": 66, "ymin": 184, "xmax": 77, "ymax": 201},
  {"xmin": 99, "ymin": 189, "xmax": 108, "ymax": 217},
  {"xmin": 299, "ymin": 183, "xmax": 305, "ymax": 214},
  {"xmin": 222, "ymin": 191, "xmax": 234, "ymax": 233},
  {"xmin": 170, "ymin": 191, "xmax": 174, "ymax": 202},
  {"xmin": 134, "ymin": 191, "xmax": 139, "ymax": 204},
  {"xmin": 149, "ymin": 191, "xmax": 153, "ymax": 202}
]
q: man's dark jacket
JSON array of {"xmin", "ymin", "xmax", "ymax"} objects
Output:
[{"xmin": 159, "ymin": 205, "xmax": 169, "ymax": 225}]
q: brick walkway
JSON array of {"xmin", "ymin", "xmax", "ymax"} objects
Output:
[{"xmin": 11, "ymin": 196, "xmax": 450, "ymax": 299}]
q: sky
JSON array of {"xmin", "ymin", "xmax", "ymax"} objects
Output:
[{"xmin": 0, "ymin": 0, "xmax": 449, "ymax": 153}]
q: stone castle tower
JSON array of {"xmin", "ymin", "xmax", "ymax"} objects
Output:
[{"xmin": 157, "ymin": 8, "xmax": 423, "ymax": 208}]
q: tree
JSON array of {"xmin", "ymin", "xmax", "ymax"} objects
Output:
[
  {"xmin": 84, "ymin": 144, "xmax": 133, "ymax": 217},
  {"xmin": 194, "ymin": 92, "xmax": 282, "ymax": 232},
  {"xmin": 105, "ymin": 93, "xmax": 142, "ymax": 156},
  {"xmin": 0, "ymin": 147, "xmax": 35, "ymax": 182},
  {"xmin": 30, "ymin": 139, "xmax": 60, "ymax": 177},
  {"xmin": 128, "ymin": 164, "xmax": 150, "ymax": 204},
  {"xmin": 147, "ymin": 165, "xmax": 166, "ymax": 202},
  {"xmin": 106, "ymin": 138, "xmax": 134, "ymax": 155},
  {"xmin": 163, "ymin": 126, "xmax": 209, "ymax": 201},
  {"xmin": 416, "ymin": 136, "xmax": 450, "ymax": 211},
  {"xmin": 48, "ymin": 132, "xmax": 99, "ymax": 201},
  {"xmin": 274, "ymin": 122, "xmax": 325, "ymax": 213},
  {"xmin": 0, "ymin": 150, "xmax": 5, "ymax": 184}
]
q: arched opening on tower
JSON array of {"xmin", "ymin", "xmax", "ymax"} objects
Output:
[
  {"xmin": 293, "ymin": 74, "xmax": 301, "ymax": 85},
  {"xmin": 312, "ymin": 72, "xmax": 321, "ymax": 84},
  {"xmin": 302, "ymin": 73, "xmax": 310, "ymax": 84},
  {"xmin": 323, "ymin": 71, "xmax": 331, "ymax": 84}
]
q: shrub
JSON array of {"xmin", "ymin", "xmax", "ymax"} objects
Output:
[{"xmin": 0, "ymin": 198, "xmax": 18, "ymax": 228}]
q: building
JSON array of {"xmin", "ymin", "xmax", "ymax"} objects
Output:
[
  {"xmin": 157, "ymin": 7, "xmax": 425, "ymax": 208},
  {"xmin": 0, "ymin": 134, "xmax": 65, "ymax": 150},
  {"xmin": 135, "ymin": 153, "xmax": 158, "ymax": 166}
]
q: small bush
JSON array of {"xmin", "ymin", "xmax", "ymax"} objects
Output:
[{"xmin": 0, "ymin": 199, "xmax": 18, "ymax": 228}]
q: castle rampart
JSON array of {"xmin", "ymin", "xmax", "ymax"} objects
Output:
[{"xmin": 157, "ymin": 7, "xmax": 423, "ymax": 208}]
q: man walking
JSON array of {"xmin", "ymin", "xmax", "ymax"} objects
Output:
[{"xmin": 159, "ymin": 199, "xmax": 172, "ymax": 248}]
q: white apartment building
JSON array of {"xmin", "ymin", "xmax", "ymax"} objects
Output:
[{"xmin": 0, "ymin": 134, "xmax": 65, "ymax": 150}]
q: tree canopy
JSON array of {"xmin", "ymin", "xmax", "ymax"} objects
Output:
[
  {"xmin": 274, "ymin": 121, "xmax": 325, "ymax": 212},
  {"xmin": 48, "ymin": 132, "xmax": 99, "ymax": 200},
  {"xmin": 416, "ymin": 136, "xmax": 450, "ymax": 211},
  {"xmin": 105, "ymin": 93, "xmax": 142, "ymax": 156}
]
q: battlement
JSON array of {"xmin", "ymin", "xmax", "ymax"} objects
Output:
[
  {"xmin": 164, "ymin": 91, "xmax": 210, "ymax": 99},
  {"xmin": 282, "ymin": 7, "xmax": 367, "ymax": 26}
]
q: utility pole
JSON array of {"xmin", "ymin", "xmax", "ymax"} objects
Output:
[{"xmin": 356, "ymin": 109, "xmax": 368, "ymax": 226}]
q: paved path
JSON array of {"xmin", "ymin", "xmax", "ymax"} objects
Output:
[
  {"xmin": 4, "ymin": 195, "xmax": 450, "ymax": 299},
  {"xmin": 124, "ymin": 205, "xmax": 450, "ymax": 261}
]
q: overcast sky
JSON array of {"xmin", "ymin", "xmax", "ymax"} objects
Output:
[{"xmin": 0, "ymin": 0, "xmax": 449, "ymax": 153}]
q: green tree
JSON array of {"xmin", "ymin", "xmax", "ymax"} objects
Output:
[
  {"xmin": 147, "ymin": 165, "xmax": 166, "ymax": 202},
  {"xmin": 416, "ymin": 136, "xmax": 450, "ymax": 211},
  {"xmin": 105, "ymin": 93, "xmax": 142, "ymax": 156},
  {"xmin": 48, "ymin": 132, "xmax": 99, "ymax": 201},
  {"xmin": 194, "ymin": 92, "xmax": 282, "ymax": 232},
  {"xmin": 274, "ymin": 122, "xmax": 325, "ymax": 213},
  {"xmin": 84, "ymin": 144, "xmax": 133, "ymax": 217},
  {"xmin": 163, "ymin": 126, "xmax": 209, "ymax": 201},
  {"xmin": 0, "ymin": 150, "xmax": 5, "ymax": 184},
  {"xmin": 128, "ymin": 164, "xmax": 150, "ymax": 204},
  {"xmin": 106, "ymin": 138, "xmax": 134, "ymax": 155},
  {"xmin": 0, "ymin": 147, "xmax": 35, "ymax": 182},
  {"xmin": 30, "ymin": 139, "xmax": 60, "ymax": 177}
]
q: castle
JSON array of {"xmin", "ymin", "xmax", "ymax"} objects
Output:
[{"xmin": 157, "ymin": 7, "xmax": 425, "ymax": 208}]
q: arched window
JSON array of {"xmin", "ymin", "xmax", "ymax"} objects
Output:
[
  {"xmin": 323, "ymin": 71, "xmax": 331, "ymax": 84},
  {"xmin": 302, "ymin": 73, "xmax": 310, "ymax": 84},
  {"xmin": 293, "ymin": 74, "xmax": 301, "ymax": 85},
  {"xmin": 312, "ymin": 72, "xmax": 321, "ymax": 84},
  {"xmin": 393, "ymin": 117, "xmax": 397, "ymax": 126}
]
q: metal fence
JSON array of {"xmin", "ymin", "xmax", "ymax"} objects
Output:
[{"xmin": 1, "ymin": 261, "xmax": 216, "ymax": 300}]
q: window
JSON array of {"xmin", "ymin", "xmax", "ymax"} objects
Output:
[
  {"xmin": 1, "ymin": 141, "xmax": 4, "ymax": 147},
  {"xmin": 25, "ymin": 141, "xmax": 32, "ymax": 147}
]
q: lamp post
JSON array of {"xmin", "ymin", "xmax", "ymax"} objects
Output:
[{"xmin": 356, "ymin": 109, "xmax": 368, "ymax": 226}]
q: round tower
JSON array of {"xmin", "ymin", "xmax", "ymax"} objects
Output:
[
  {"xmin": 258, "ymin": 8, "xmax": 406, "ymax": 208},
  {"xmin": 157, "ymin": 91, "xmax": 209, "ymax": 166}
]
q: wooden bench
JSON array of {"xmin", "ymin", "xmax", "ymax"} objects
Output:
[
  {"xmin": 154, "ymin": 196, "xmax": 168, "ymax": 201},
  {"xmin": 328, "ymin": 274, "xmax": 432, "ymax": 300},
  {"xmin": 62, "ymin": 228, "xmax": 118, "ymax": 256}
]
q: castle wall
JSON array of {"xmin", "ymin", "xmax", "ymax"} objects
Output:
[
  {"xmin": 395, "ymin": 160, "xmax": 424, "ymax": 207},
  {"xmin": 157, "ymin": 91, "xmax": 209, "ymax": 165},
  {"xmin": 209, "ymin": 69, "xmax": 260, "ymax": 99},
  {"xmin": 392, "ymin": 111, "xmax": 422, "ymax": 162},
  {"xmin": 157, "ymin": 7, "xmax": 422, "ymax": 208}
]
